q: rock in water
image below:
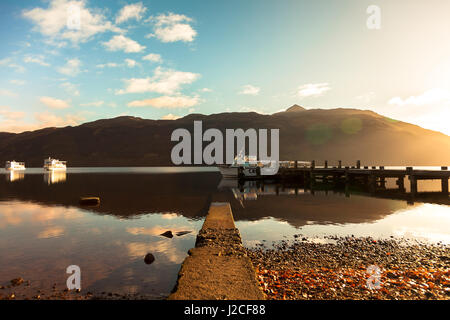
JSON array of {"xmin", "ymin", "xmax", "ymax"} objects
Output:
[
  {"xmin": 144, "ymin": 253, "xmax": 155, "ymax": 265},
  {"xmin": 160, "ymin": 231, "xmax": 173, "ymax": 238},
  {"xmin": 10, "ymin": 278, "xmax": 24, "ymax": 286},
  {"xmin": 176, "ymin": 231, "xmax": 192, "ymax": 237},
  {"xmin": 79, "ymin": 197, "xmax": 100, "ymax": 206}
]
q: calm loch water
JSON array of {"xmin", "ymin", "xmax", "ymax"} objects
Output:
[{"xmin": 0, "ymin": 167, "xmax": 449, "ymax": 298}]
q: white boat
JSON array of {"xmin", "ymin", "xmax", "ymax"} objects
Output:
[
  {"xmin": 217, "ymin": 155, "xmax": 262, "ymax": 179},
  {"xmin": 5, "ymin": 161, "xmax": 26, "ymax": 171},
  {"xmin": 44, "ymin": 157, "xmax": 67, "ymax": 171}
]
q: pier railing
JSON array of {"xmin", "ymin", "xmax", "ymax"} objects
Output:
[{"xmin": 257, "ymin": 160, "xmax": 449, "ymax": 195}]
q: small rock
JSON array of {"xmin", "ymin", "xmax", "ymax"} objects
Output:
[
  {"xmin": 10, "ymin": 277, "xmax": 24, "ymax": 286},
  {"xmin": 425, "ymin": 291, "xmax": 434, "ymax": 299},
  {"xmin": 144, "ymin": 253, "xmax": 155, "ymax": 265},
  {"xmin": 386, "ymin": 271, "xmax": 397, "ymax": 279},
  {"xmin": 160, "ymin": 231, "xmax": 173, "ymax": 238},
  {"xmin": 176, "ymin": 231, "xmax": 192, "ymax": 237}
]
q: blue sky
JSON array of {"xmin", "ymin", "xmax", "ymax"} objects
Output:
[{"xmin": 0, "ymin": 0, "xmax": 449, "ymax": 134}]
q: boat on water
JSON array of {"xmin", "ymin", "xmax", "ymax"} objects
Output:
[
  {"xmin": 44, "ymin": 157, "xmax": 67, "ymax": 171},
  {"xmin": 217, "ymin": 155, "xmax": 268, "ymax": 179},
  {"xmin": 5, "ymin": 161, "xmax": 26, "ymax": 171},
  {"xmin": 218, "ymin": 157, "xmax": 312, "ymax": 179}
]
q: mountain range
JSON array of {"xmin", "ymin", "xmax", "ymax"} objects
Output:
[{"xmin": 1, "ymin": 105, "xmax": 449, "ymax": 167}]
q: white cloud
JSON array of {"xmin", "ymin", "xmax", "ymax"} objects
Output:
[
  {"xmin": 0, "ymin": 58, "xmax": 26, "ymax": 73},
  {"xmin": 0, "ymin": 107, "xmax": 85, "ymax": 133},
  {"xmin": 161, "ymin": 113, "xmax": 181, "ymax": 120},
  {"xmin": 80, "ymin": 101, "xmax": 104, "ymax": 107},
  {"xmin": 60, "ymin": 82, "xmax": 80, "ymax": 96},
  {"xmin": 9, "ymin": 80, "xmax": 26, "ymax": 85},
  {"xmin": 117, "ymin": 67, "xmax": 200, "ymax": 95},
  {"xmin": 103, "ymin": 35, "xmax": 145, "ymax": 53},
  {"xmin": 57, "ymin": 58, "xmax": 82, "ymax": 76},
  {"xmin": 22, "ymin": 0, "xmax": 122, "ymax": 45},
  {"xmin": 35, "ymin": 111, "xmax": 84, "ymax": 128},
  {"xmin": 200, "ymin": 87, "xmax": 212, "ymax": 92},
  {"xmin": 0, "ymin": 89, "xmax": 18, "ymax": 97},
  {"xmin": 0, "ymin": 106, "xmax": 25, "ymax": 121},
  {"xmin": 116, "ymin": 2, "xmax": 147, "ymax": 24},
  {"xmin": 388, "ymin": 88, "xmax": 450, "ymax": 106},
  {"xmin": 0, "ymin": 106, "xmax": 27, "ymax": 133},
  {"xmin": 142, "ymin": 53, "xmax": 162, "ymax": 63},
  {"xmin": 96, "ymin": 62, "xmax": 119, "ymax": 68},
  {"xmin": 24, "ymin": 55, "xmax": 50, "ymax": 67},
  {"xmin": 149, "ymin": 13, "xmax": 197, "ymax": 43},
  {"xmin": 239, "ymin": 84, "xmax": 260, "ymax": 96},
  {"xmin": 128, "ymin": 95, "xmax": 200, "ymax": 108},
  {"xmin": 297, "ymin": 83, "xmax": 330, "ymax": 98},
  {"xmin": 125, "ymin": 58, "xmax": 137, "ymax": 68},
  {"xmin": 40, "ymin": 96, "xmax": 70, "ymax": 109}
]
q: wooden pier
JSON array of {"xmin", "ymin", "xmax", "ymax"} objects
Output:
[{"xmin": 244, "ymin": 160, "xmax": 450, "ymax": 195}]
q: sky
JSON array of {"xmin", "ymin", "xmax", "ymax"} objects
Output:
[{"xmin": 0, "ymin": 0, "xmax": 449, "ymax": 135}]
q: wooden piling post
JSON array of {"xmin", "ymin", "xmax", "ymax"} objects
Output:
[
  {"xmin": 368, "ymin": 174, "xmax": 376, "ymax": 192},
  {"xmin": 380, "ymin": 176, "xmax": 386, "ymax": 189},
  {"xmin": 345, "ymin": 182, "xmax": 350, "ymax": 197},
  {"xmin": 338, "ymin": 160, "xmax": 342, "ymax": 169},
  {"xmin": 357, "ymin": 160, "xmax": 361, "ymax": 169},
  {"xmin": 397, "ymin": 176, "xmax": 405, "ymax": 191},
  {"xmin": 410, "ymin": 177, "xmax": 418, "ymax": 194},
  {"xmin": 324, "ymin": 160, "xmax": 328, "ymax": 168},
  {"xmin": 442, "ymin": 167, "xmax": 449, "ymax": 194},
  {"xmin": 406, "ymin": 167, "xmax": 417, "ymax": 194},
  {"xmin": 442, "ymin": 178, "xmax": 449, "ymax": 194}
]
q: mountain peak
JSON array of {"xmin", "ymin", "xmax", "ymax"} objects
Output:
[{"xmin": 285, "ymin": 104, "xmax": 306, "ymax": 112}]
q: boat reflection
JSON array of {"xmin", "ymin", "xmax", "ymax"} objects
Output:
[
  {"xmin": 6, "ymin": 170, "xmax": 25, "ymax": 182},
  {"xmin": 230, "ymin": 181, "xmax": 305, "ymax": 207},
  {"xmin": 222, "ymin": 177, "xmax": 450, "ymax": 208},
  {"xmin": 44, "ymin": 170, "xmax": 67, "ymax": 185}
]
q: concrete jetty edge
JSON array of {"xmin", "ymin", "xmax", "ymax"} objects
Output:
[{"xmin": 168, "ymin": 202, "xmax": 266, "ymax": 300}]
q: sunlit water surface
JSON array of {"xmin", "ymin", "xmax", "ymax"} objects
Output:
[{"xmin": 0, "ymin": 167, "xmax": 448, "ymax": 297}]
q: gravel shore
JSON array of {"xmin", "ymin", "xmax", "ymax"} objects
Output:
[
  {"xmin": 246, "ymin": 236, "xmax": 450, "ymax": 300},
  {"xmin": 2, "ymin": 235, "xmax": 449, "ymax": 300}
]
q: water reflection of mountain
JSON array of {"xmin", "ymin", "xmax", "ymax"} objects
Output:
[
  {"xmin": 0, "ymin": 171, "xmax": 426, "ymax": 228},
  {"xmin": 213, "ymin": 180, "xmax": 413, "ymax": 228},
  {"xmin": 0, "ymin": 172, "xmax": 220, "ymax": 218}
]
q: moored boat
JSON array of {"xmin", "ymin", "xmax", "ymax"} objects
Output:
[
  {"xmin": 217, "ymin": 155, "xmax": 263, "ymax": 179},
  {"xmin": 5, "ymin": 161, "xmax": 26, "ymax": 171},
  {"xmin": 44, "ymin": 157, "xmax": 67, "ymax": 171}
]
